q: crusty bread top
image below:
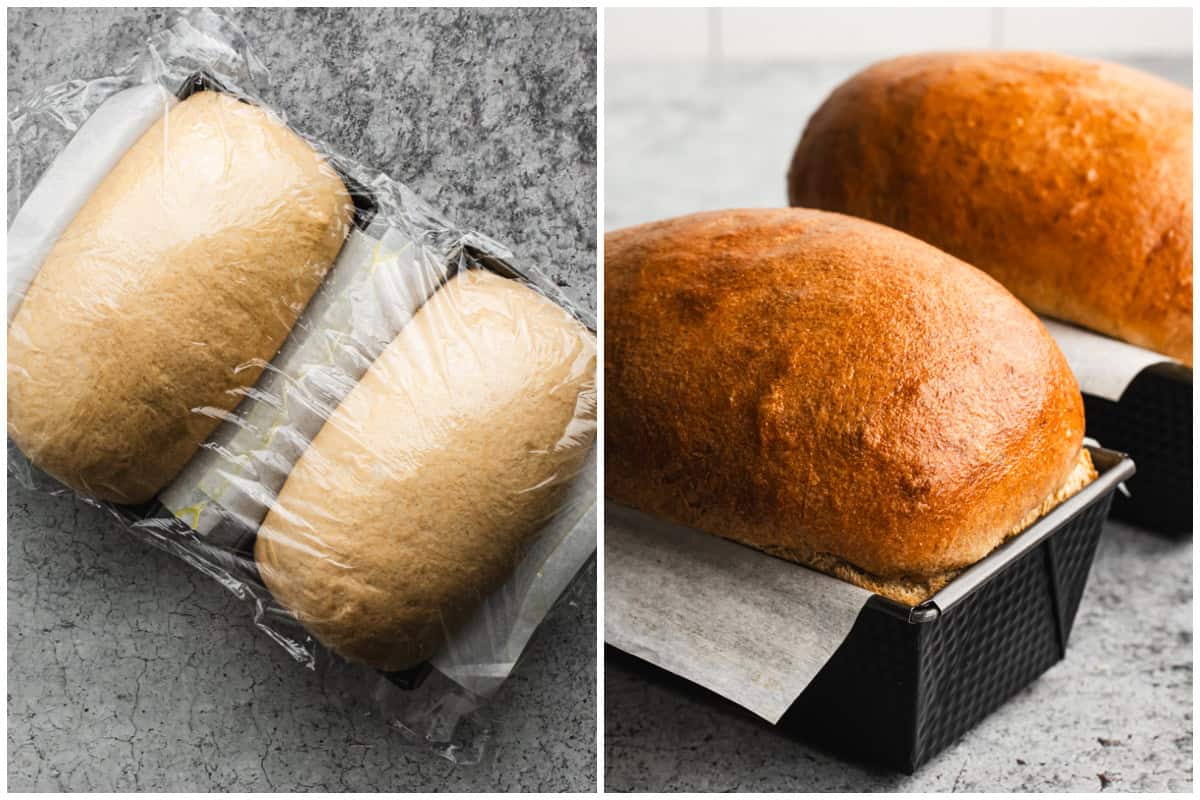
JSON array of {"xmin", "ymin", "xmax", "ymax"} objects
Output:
[
  {"xmin": 8, "ymin": 91, "xmax": 352, "ymax": 504},
  {"xmin": 255, "ymin": 270, "xmax": 596, "ymax": 671},
  {"xmin": 806, "ymin": 447, "xmax": 1094, "ymax": 605},
  {"xmin": 605, "ymin": 209, "xmax": 1090, "ymax": 589},
  {"xmin": 788, "ymin": 51, "xmax": 1193, "ymax": 364}
]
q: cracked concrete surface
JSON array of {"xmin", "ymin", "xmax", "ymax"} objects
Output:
[
  {"xmin": 9, "ymin": 479, "xmax": 596, "ymax": 791},
  {"xmin": 603, "ymin": 57, "xmax": 1192, "ymax": 792},
  {"xmin": 7, "ymin": 7, "xmax": 596, "ymax": 792}
]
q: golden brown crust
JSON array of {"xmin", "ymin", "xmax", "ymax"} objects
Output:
[
  {"xmin": 255, "ymin": 271, "xmax": 596, "ymax": 671},
  {"xmin": 7, "ymin": 91, "xmax": 353, "ymax": 504},
  {"xmin": 788, "ymin": 51, "xmax": 1192, "ymax": 365},
  {"xmin": 780, "ymin": 448, "xmax": 1095, "ymax": 605},
  {"xmin": 605, "ymin": 209, "xmax": 1093, "ymax": 600}
]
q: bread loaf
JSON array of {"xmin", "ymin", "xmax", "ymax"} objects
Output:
[
  {"xmin": 8, "ymin": 91, "xmax": 353, "ymax": 504},
  {"xmin": 788, "ymin": 52, "xmax": 1193, "ymax": 364},
  {"xmin": 254, "ymin": 270, "xmax": 596, "ymax": 671},
  {"xmin": 605, "ymin": 209, "xmax": 1095, "ymax": 605}
]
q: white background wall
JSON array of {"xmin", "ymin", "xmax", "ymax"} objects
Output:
[{"xmin": 606, "ymin": 7, "xmax": 1193, "ymax": 63}]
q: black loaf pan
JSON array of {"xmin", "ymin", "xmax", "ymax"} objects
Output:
[
  {"xmin": 1080, "ymin": 363, "xmax": 1191, "ymax": 535},
  {"xmin": 612, "ymin": 446, "xmax": 1134, "ymax": 774}
]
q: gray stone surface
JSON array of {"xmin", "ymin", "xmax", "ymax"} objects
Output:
[
  {"xmin": 7, "ymin": 7, "xmax": 596, "ymax": 793},
  {"xmin": 604, "ymin": 58, "xmax": 1192, "ymax": 792}
]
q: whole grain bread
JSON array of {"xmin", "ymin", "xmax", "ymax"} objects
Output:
[
  {"xmin": 8, "ymin": 90, "xmax": 352, "ymax": 504},
  {"xmin": 788, "ymin": 51, "xmax": 1193, "ymax": 364},
  {"xmin": 254, "ymin": 270, "xmax": 596, "ymax": 671},
  {"xmin": 605, "ymin": 209, "xmax": 1095, "ymax": 605}
]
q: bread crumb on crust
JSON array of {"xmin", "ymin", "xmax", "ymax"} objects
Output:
[{"xmin": 762, "ymin": 448, "xmax": 1098, "ymax": 607}]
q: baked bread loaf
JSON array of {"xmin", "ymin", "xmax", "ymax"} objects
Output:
[
  {"xmin": 8, "ymin": 90, "xmax": 352, "ymax": 504},
  {"xmin": 254, "ymin": 269, "xmax": 596, "ymax": 671},
  {"xmin": 788, "ymin": 52, "xmax": 1193, "ymax": 364},
  {"xmin": 605, "ymin": 209, "xmax": 1095, "ymax": 605}
]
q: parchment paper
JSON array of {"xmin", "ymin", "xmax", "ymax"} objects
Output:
[
  {"xmin": 1041, "ymin": 317, "xmax": 1182, "ymax": 401},
  {"xmin": 605, "ymin": 502, "xmax": 870, "ymax": 724}
]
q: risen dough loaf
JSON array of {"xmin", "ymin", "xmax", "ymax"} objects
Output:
[
  {"xmin": 254, "ymin": 270, "xmax": 596, "ymax": 671},
  {"xmin": 605, "ymin": 209, "xmax": 1095, "ymax": 605},
  {"xmin": 788, "ymin": 52, "xmax": 1193, "ymax": 364},
  {"xmin": 8, "ymin": 90, "xmax": 352, "ymax": 504}
]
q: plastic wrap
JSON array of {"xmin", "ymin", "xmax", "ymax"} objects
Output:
[{"xmin": 7, "ymin": 8, "xmax": 596, "ymax": 756}]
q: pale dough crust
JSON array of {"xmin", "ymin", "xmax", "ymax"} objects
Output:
[
  {"xmin": 8, "ymin": 91, "xmax": 352, "ymax": 503},
  {"xmin": 255, "ymin": 270, "xmax": 596, "ymax": 671}
]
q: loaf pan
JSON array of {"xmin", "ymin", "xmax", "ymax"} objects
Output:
[
  {"xmin": 1080, "ymin": 364, "xmax": 1191, "ymax": 534},
  {"xmin": 777, "ymin": 446, "xmax": 1134, "ymax": 772},
  {"xmin": 610, "ymin": 446, "xmax": 1133, "ymax": 774},
  {"xmin": 50, "ymin": 72, "xmax": 580, "ymax": 694}
]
